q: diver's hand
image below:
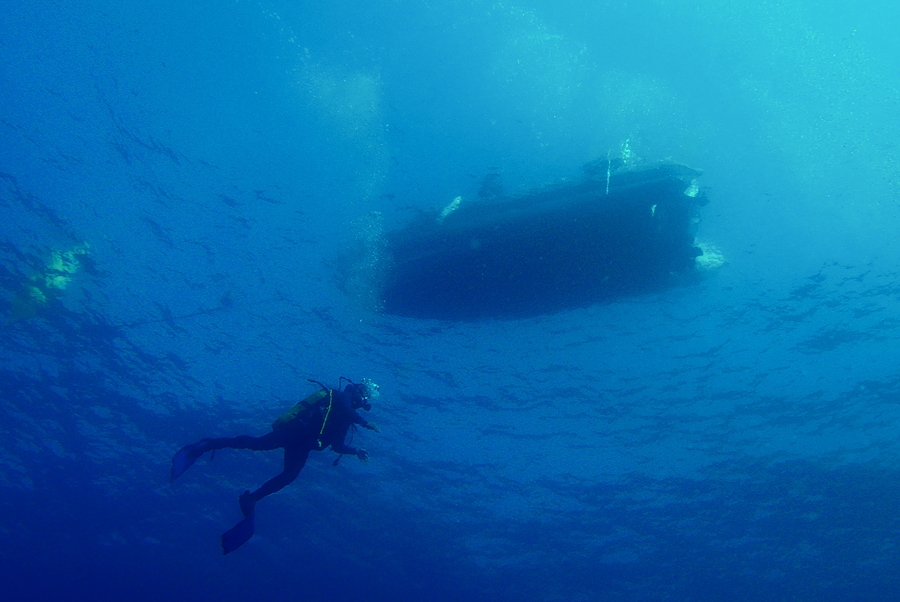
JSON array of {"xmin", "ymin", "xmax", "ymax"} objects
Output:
[
  {"xmin": 364, "ymin": 422, "xmax": 380, "ymax": 433},
  {"xmin": 356, "ymin": 449, "xmax": 369, "ymax": 462}
]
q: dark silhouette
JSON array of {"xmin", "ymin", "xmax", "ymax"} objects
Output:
[{"xmin": 170, "ymin": 378, "xmax": 380, "ymax": 554}]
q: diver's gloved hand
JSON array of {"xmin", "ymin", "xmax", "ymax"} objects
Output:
[
  {"xmin": 356, "ymin": 449, "xmax": 369, "ymax": 462},
  {"xmin": 364, "ymin": 422, "xmax": 380, "ymax": 433}
]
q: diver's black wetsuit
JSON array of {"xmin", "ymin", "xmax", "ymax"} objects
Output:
[
  {"xmin": 171, "ymin": 381, "xmax": 378, "ymax": 554},
  {"xmin": 206, "ymin": 388, "xmax": 371, "ymax": 503}
]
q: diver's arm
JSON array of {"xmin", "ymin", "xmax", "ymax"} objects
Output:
[
  {"xmin": 330, "ymin": 423, "xmax": 358, "ymax": 455},
  {"xmin": 353, "ymin": 412, "xmax": 380, "ymax": 432},
  {"xmin": 331, "ymin": 425, "xmax": 370, "ymax": 461},
  {"xmin": 331, "ymin": 441, "xmax": 368, "ymax": 461},
  {"xmin": 331, "ymin": 440, "xmax": 357, "ymax": 455}
]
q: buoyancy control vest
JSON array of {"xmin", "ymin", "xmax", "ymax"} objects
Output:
[{"xmin": 271, "ymin": 389, "xmax": 329, "ymax": 431}]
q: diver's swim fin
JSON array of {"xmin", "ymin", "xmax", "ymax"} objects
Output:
[
  {"xmin": 221, "ymin": 490, "xmax": 256, "ymax": 555},
  {"xmin": 170, "ymin": 439, "xmax": 212, "ymax": 482},
  {"xmin": 221, "ymin": 515, "xmax": 255, "ymax": 555},
  {"xmin": 238, "ymin": 490, "xmax": 256, "ymax": 518}
]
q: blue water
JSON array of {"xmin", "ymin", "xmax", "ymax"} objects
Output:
[{"xmin": 3, "ymin": 1, "xmax": 900, "ymax": 600}]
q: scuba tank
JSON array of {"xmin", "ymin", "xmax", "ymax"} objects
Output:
[{"xmin": 271, "ymin": 389, "xmax": 328, "ymax": 430}]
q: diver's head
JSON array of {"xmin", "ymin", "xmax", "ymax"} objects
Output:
[{"xmin": 347, "ymin": 378, "xmax": 379, "ymax": 411}]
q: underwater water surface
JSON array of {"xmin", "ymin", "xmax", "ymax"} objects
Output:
[{"xmin": 3, "ymin": 1, "xmax": 900, "ymax": 600}]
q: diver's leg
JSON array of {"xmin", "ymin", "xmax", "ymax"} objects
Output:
[
  {"xmin": 207, "ymin": 430, "xmax": 285, "ymax": 452},
  {"xmin": 221, "ymin": 443, "xmax": 310, "ymax": 554},
  {"xmin": 246, "ymin": 444, "xmax": 310, "ymax": 504},
  {"xmin": 171, "ymin": 431, "xmax": 287, "ymax": 482}
]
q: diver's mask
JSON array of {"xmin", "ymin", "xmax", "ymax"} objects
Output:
[{"xmin": 348, "ymin": 378, "xmax": 379, "ymax": 411}]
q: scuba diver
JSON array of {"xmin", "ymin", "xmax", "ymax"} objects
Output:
[{"xmin": 170, "ymin": 377, "xmax": 380, "ymax": 554}]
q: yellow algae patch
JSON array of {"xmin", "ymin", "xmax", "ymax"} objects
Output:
[
  {"xmin": 9, "ymin": 243, "xmax": 90, "ymax": 321},
  {"xmin": 43, "ymin": 244, "xmax": 91, "ymax": 290}
]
